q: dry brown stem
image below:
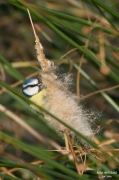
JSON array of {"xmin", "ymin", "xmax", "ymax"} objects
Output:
[
  {"xmin": 27, "ymin": 9, "xmax": 52, "ymax": 72},
  {"xmin": 65, "ymin": 129, "xmax": 82, "ymax": 175}
]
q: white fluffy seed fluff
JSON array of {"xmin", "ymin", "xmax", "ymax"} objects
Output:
[{"xmin": 41, "ymin": 68, "xmax": 95, "ymax": 144}]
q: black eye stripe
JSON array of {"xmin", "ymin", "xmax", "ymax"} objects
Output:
[
  {"xmin": 23, "ymin": 83, "xmax": 37, "ymax": 90},
  {"xmin": 29, "ymin": 84, "xmax": 36, "ymax": 87},
  {"xmin": 28, "ymin": 83, "xmax": 39, "ymax": 88},
  {"xmin": 23, "ymin": 83, "xmax": 42, "ymax": 90}
]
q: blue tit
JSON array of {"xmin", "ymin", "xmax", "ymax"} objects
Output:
[{"xmin": 22, "ymin": 78, "xmax": 46, "ymax": 114}]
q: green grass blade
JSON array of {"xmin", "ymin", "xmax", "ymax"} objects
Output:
[
  {"xmin": 0, "ymin": 54, "xmax": 25, "ymax": 81},
  {"xmin": 0, "ymin": 132, "xmax": 83, "ymax": 179},
  {"xmin": 0, "ymin": 173, "xmax": 24, "ymax": 180},
  {"xmin": 72, "ymin": 61, "xmax": 119, "ymax": 112},
  {"xmin": 91, "ymin": 0, "xmax": 119, "ymax": 18}
]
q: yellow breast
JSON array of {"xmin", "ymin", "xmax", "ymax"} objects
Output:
[{"xmin": 30, "ymin": 89, "xmax": 47, "ymax": 114}]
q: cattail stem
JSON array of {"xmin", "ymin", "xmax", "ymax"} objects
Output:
[{"xmin": 65, "ymin": 129, "xmax": 82, "ymax": 175}]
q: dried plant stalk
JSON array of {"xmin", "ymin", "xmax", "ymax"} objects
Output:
[
  {"xmin": 27, "ymin": 9, "xmax": 53, "ymax": 72},
  {"xmin": 27, "ymin": 9, "xmax": 96, "ymax": 146},
  {"xmin": 65, "ymin": 129, "xmax": 82, "ymax": 175}
]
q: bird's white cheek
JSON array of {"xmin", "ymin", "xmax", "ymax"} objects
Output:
[{"xmin": 24, "ymin": 86, "xmax": 39, "ymax": 96}]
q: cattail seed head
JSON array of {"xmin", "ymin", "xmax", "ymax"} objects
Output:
[{"xmin": 27, "ymin": 9, "xmax": 97, "ymax": 146}]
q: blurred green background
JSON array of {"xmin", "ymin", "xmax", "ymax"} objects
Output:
[{"xmin": 0, "ymin": 0, "xmax": 119, "ymax": 179}]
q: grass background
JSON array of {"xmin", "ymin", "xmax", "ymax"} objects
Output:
[{"xmin": 0, "ymin": 0, "xmax": 119, "ymax": 179}]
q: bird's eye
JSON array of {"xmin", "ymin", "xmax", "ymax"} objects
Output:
[{"xmin": 30, "ymin": 85, "xmax": 35, "ymax": 87}]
